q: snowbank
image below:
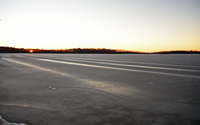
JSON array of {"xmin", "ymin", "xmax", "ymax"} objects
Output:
[{"xmin": 0, "ymin": 115, "xmax": 26, "ymax": 125}]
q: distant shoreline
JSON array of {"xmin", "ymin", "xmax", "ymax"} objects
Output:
[{"xmin": 0, "ymin": 46, "xmax": 200, "ymax": 54}]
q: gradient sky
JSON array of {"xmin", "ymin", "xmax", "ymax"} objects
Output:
[{"xmin": 0, "ymin": 0, "xmax": 200, "ymax": 52}]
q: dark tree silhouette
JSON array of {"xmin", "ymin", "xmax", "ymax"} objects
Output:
[{"xmin": 0, "ymin": 46, "xmax": 199, "ymax": 54}]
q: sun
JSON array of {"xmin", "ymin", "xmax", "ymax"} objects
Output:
[{"xmin": 29, "ymin": 50, "xmax": 33, "ymax": 53}]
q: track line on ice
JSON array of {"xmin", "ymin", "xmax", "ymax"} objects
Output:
[
  {"xmin": 66, "ymin": 57, "xmax": 200, "ymax": 68},
  {"xmin": 55, "ymin": 58, "xmax": 200, "ymax": 72},
  {"xmin": 38, "ymin": 58, "xmax": 200, "ymax": 78}
]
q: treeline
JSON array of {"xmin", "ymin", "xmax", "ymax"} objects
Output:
[
  {"xmin": 0, "ymin": 46, "xmax": 142, "ymax": 53},
  {"xmin": 0, "ymin": 46, "xmax": 199, "ymax": 54},
  {"xmin": 154, "ymin": 50, "xmax": 200, "ymax": 54}
]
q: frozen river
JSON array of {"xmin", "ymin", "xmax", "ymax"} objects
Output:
[{"xmin": 0, "ymin": 54, "xmax": 200, "ymax": 125}]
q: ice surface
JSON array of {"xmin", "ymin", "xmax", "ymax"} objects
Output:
[{"xmin": 0, "ymin": 54, "xmax": 200, "ymax": 125}]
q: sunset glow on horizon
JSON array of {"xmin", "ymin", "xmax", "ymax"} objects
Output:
[{"xmin": 0, "ymin": 0, "xmax": 200, "ymax": 52}]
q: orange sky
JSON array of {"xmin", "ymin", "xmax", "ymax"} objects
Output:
[{"xmin": 0, "ymin": 0, "xmax": 200, "ymax": 52}]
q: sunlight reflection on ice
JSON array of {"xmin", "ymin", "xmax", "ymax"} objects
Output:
[{"xmin": 3, "ymin": 58, "xmax": 138, "ymax": 98}]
